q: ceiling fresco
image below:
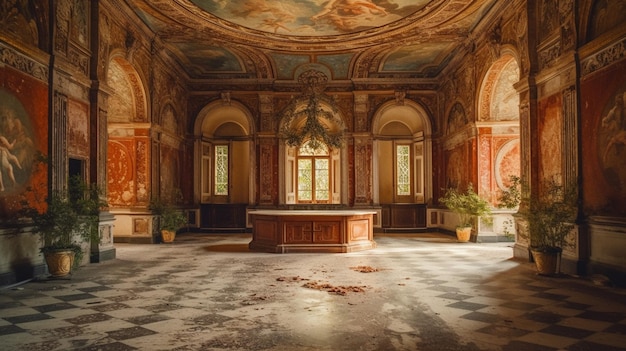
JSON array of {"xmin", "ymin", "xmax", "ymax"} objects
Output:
[
  {"xmin": 125, "ymin": 0, "xmax": 498, "ymax": 80},
  {"xmin": 188, "ymin": 0, "xmax": 430, "ymax": 36}
]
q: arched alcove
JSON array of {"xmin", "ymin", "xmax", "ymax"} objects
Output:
[
  {"xmin": 106, "ymin": 56, "xmax": 149, "ymax": 209},
  {"xmin": 194, "ymin": 101, "xmax": 255, "ymax": 229},
  {"xmin": 371, "ymin": 100, "xmax": 433, "ymax": 229},
  {"xmin": 477, "ymin": 54, "xmax": 521, "ymax": 204}
]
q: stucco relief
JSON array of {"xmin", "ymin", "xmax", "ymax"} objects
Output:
[
  {"xmin": 494, "ymin": 139, "xmax": 520, "ymax": 191},
  {"xmin": 478, "ymin": 134, "xmax": 492, "ymax": 198},
  {"xmin": 107, "ymin": 60, "xmax": 134, "ymax": 123},
  {"xmin": 260, "ymin": 143, "xmax": 273, "ymax": 203},
  {"xmin": 598, "ymin": 89, "xmax": 626, "ymax": 195},
  {"xmin": 0, "ymin": 43, "xmax": 48, "ymax": 83},
  {"xmin": 354, "ymin": 142, "xmax": 371, "ymax": 204},
  {"xmin": 489, "ymin": 60, "xmax": 520, "ymax": 121},
  {"xmin": 107, "ymin": 141, "xmax": 135, "ymax": 206},
  {"xmin": 135, "ymin": 140, "xmax": 148, "ymax": 204},
  {"xmin": 515, "ymin": 8, "xmax": 529, "ymax": 75},
  {"xmin": 479, "ymin": 57, "xmax": 515, "ymax": 122},
  {"xmin": 581, "ymin": 38, "xmax": 626, "ymax": 77}
]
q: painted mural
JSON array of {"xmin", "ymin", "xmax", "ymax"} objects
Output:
[
  {"xmin": 581, "ymin": 60, "xmax": 626, "ymax": 216},
  {"xmin": 445, "ymin": 147, "xmax": 464, "ymax": 190},
  {"xmin": 192, "ymin": 0, "xmax": 428, "ymax": 36},
  {"xmin": 538, "ymin": 95, "xmax": 563, "ymax": 181},
  {"xmin": 447, "ymin": 102, "xmax": 467, "ymax": 134},
  {"xmin": 68, "ymin": 99, "xmax": 89, "ymax": 158},
  {"xmin": 598, "ymin": 89, "xmax": 626, "ymax": 196},
  {"xmin": 382, "ymin": 43, "xmax": 454, "ymax": 72},
  {"xmin": 107, "ymin": 140, "xmax": 135, "ymax": 206},
  {"xmin": 0, "ymin": 90, "xmax": 36, "ymax": 195},
  {"xmin": 589, "ymin": 0, "xmax": 626, "ymax": 40},
  {"xmin": 171, "ymin": 43, "xmax": 243, "ymax": 73}
]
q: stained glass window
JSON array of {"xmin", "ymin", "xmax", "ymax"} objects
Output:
[
  {"xmin": 397, "ymin": 145, "xmax": 410, "ymax": 196},
  {"xmin": 215, "ymin": 145, "xmax": 228, "ymax": 195}
]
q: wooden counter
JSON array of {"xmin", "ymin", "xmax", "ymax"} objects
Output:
[{"xmin": 248, "ymin": 210, "xmax": 377, "ymax": 253}]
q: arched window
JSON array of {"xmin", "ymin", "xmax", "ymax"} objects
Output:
[{"xmin": 296, "ymin": 140, "xmax": 331, "ymax": 203}]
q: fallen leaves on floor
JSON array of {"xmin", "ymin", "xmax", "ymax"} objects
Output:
[
  {"xmin": 350, "ymin": 265, "xmax": 379, "ymax": 273},
  {"xmin": 276, "ymin": 276, "xmax": 309, "ymax": 282},
  {"xmin": 302, "ymin": 281, "xmax": 367, "ymax": 295}
]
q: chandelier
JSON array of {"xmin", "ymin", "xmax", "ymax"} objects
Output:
[{"xmin": 278, "ymin": 70, "xmax": 344, "ymax": 150}]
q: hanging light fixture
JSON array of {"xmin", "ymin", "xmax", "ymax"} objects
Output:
[{"xmin": 278, "ymin": 70, "xmax": 344, "ymax": 150}]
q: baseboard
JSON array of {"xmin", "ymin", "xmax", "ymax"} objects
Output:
[{"xmin": 0, "ymin": 263, "xmax": 47, "ymax": 288}]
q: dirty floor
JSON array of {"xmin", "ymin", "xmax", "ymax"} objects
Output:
[{"xmin": 1, "ymin": 233, "xmax": 626, "ymax": 351}]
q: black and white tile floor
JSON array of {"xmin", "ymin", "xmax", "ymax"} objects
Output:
[{"xmin": 1, "ymin": 233, "xmax": 625, "ymax": 350}]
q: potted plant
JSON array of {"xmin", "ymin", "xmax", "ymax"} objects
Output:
[
  {"xmin": 69, "ymin": 175, "xmax": 105, "ymax": 251},
  {"xmin": 439, "ymin": 183, "xmax": 492, "ymax": 242},
  {"xmin": 20, "ymin": 177, "xmax": 103, "ymax": 277},
  {"xmin": 523, "ymin": 177, "xmax": 577, "ymax": 275},
  {"xmin": 497, "ymin": 175, "xmax": 522, "ymax": 210},
  {"xmin": 496, "ymin": 175, "xmax": 522, "ymax": 240},
  {"xmin": 150, "ymin": 189, "xmax": 186, "ymax": 243}
]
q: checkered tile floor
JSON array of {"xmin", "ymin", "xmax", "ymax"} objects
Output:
[{"xmin": 1, "ymin": 233, "xmax": 625, "ymax": 350}]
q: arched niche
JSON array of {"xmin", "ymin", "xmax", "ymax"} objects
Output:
[
  {"xmin": 477, "ymin": 53, "xmax": 521, "ymax": 204},
  {"xmin": 372, "ymin": 100, "xmax": 433, "ymax": 205},
  {"xmin": 106, "ymin": 56, "xmax": 148, "ymax": 124},
  {"xmin": 105, "ymin": 55, "xmax": 149, "ymax": 209}
]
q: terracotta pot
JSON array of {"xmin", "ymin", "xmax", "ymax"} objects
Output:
[
  {"xmin": 455, "ymin": 227, "xmax": 472, "ymax": 242},
  {"xmin": 161, "ymin": 229, "xmax": 176, "ymax": 243},
  {"xmin": 531, "ymin": 249, "xmax": 560, "ymax": 275},
  {"xmin": 44, "ymin": 250, "xmax": 76, "ymax": 277}
]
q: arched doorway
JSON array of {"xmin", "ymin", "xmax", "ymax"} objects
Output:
[
  {"xmin": 372, "ymin": 100, "xmax": 433, "ymax": 230},
  {"xmin": 194, "ymin": 101, "xmax": 254, "ymax": 229}
]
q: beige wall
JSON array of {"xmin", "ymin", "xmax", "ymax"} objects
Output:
[
  {"xmin": 231, "ymin": 141, "xmax": 250, "ymax": 204},
  {"xmin": 377, "ymin": 141, "xmax": 393, "ymax": 204}
]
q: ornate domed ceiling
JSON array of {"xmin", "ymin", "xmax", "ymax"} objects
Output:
[{"xmin": 125, "ymin": 0, "xmax": 498, "ymax": 81}]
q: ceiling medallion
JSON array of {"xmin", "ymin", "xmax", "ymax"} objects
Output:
[{"xmin": 278, "ymin": 70, "xmax": 343, "ymax": 150}]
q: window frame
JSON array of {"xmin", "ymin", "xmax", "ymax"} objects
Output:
[
  {"xmin": 295, "ymin": 141, "xmax": 331, "ymax": 204},
  {"xmin": 394, "ymin": 141, "xmax": 414, "ymax": 203}
]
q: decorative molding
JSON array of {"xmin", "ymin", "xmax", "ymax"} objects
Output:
[
  {"xmin": 581, "ymin": 37, "xmax": 626, "ymax": 77},
  {"xmin": 538, "ymin": 40, "xmax": 561, "ymax": 71},
  {"xmin": 0, "ymin": 42, "xmax": 48, "ymax": 82}
]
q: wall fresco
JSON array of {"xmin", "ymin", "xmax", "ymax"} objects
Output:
[
  {"xmin": 107, "ymin": 140, "xmax": 135, "ymax": 206},
  {"xmin": 598, "ymin": 90, "xmax": 626, "ymax": 190},
  {"xmin": 445, "ymin": 147, "xmax": 465, "ymax": 189},
  {"xmin": 0, "ymin": 90, "xmax": 36, "ymax": 195},
  {"xmin": 68, "ymin": 99, "xmax": 89, "ymax": 158},
  {"xmin": 160, "ymin": 145, "xmax": 179, "ymax": 199},
  {"xmin": 538, "ymin": 94, "xmax": 563, "ymax": 181},
  {"xmin": 581, "ymin": 59, "xmax": 626, "ymax": 216}
]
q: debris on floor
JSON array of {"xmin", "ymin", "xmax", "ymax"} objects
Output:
[
  {"xmin": 302, "ymin": 280, "xmax": 367, "ymax": 295},
  {"xmin": 350, "ymin": 265, "xmax": 379, "ymax": 273}
]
